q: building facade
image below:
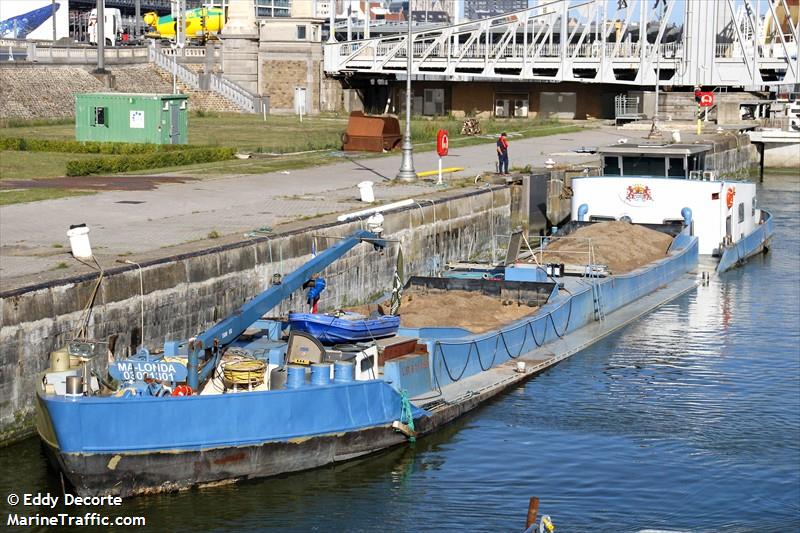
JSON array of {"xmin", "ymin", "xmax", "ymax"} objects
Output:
[
  {"xmin": 464, "ymin": 0, "xmax": 526, "ymax": 20},
  {"xmin": 383, "ymin": 80, "xmax": 617, "ymax": 120},
  {"xmin": 255, "ymin": 0, "xmax": 291, "ymax": 17}
]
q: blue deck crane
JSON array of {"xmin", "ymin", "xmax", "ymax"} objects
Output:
[{"xmin": 185, "ymin": 230, "xmax": 385, "ymax": 390}]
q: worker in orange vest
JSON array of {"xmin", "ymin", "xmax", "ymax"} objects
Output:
[{"xmin": 496, "ymin": 132, "xmax": 509, "ymax": 174}]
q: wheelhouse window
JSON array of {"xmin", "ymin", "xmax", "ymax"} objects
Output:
[
  {"xmin": 604, "ymin": 156, "xmax": 621, "ymax": 175},
  {"xmin": 668, "ymin": 157, "xmax": 685, "ymax": 177},
  {"xmin": 622, "ymin": 156, "xmax": 665, "ymax": 177}
]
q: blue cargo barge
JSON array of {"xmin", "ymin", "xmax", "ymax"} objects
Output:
[{"xmin": 36, "ymin": 223, "xmax": 700, "ymax": 498}]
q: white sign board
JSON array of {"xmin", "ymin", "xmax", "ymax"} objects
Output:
[
  {"xmin": 111, "ymin": 360, "xmax": 188, "ymax": 383},
  {"xmin": 129, "ymin": 110, "xmax": 145, "ymax": 129}
]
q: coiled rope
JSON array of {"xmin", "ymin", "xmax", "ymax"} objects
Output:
[{"xmin": 222, "ymin": 360, "xmax": 267, "ymax": 388}]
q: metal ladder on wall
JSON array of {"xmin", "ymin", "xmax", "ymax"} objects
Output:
[{"xmin": 588, "ymin": 241, "xmax": 606, "ymax": 322}]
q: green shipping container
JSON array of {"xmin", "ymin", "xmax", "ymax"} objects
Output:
[{"xmin": 75, "ymin": 93, "xmax": 189, "ymax": 144}]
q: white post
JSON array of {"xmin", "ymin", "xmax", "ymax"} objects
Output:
[
  {"xmin": 347, "ymin": 5, "xmax": 352, "ymax": 41},
  {"xmin": 654, "ymin": 46, "xmax": 660, "ymax": 120},
  {"xmin": 327, "ymin": 0, "xmax": 337, "ymax": 43},
  {"xmin": 364, "ymin": 0, "xmax": 370, "ymax": 39},
  {"xmin": 437, "ymin": 156, "xmax": 442, "ymax": 185},
  {"xmin": 172, "ymin": 44, "xmax": 177, "ymax": 93}
]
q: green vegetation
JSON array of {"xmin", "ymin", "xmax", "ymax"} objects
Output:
[
  {"xmin": 1, "ymin": 137, "xmax": 188, "ymax": 154},
  {"xmin": 763, "ymin": 167, "xmax": 800, "ymax": 175},
  {"xmin": 0, "ymin": 188, "xmax": 92, "ymax": 206},
  {"xmin": 0, "ymin": 113, "xmax": 590, "ymax": 205},
  {"xmin": 2, "ymin": 114, "xmax": 581, "ymax": 155},
  {"xmin": 0, "ymin": 117, "xmax": 74, "ymax": 128},
  {"xmin": 65, "ymin": 147, "xmax": 236, "ymax": 176},
  {"xmin": 206, "ymin": 230, "xmax": 221, "ymax": 239},
  {"xmin": 0, "ymin": 151, "xmax": 97, "ymax": 180}
]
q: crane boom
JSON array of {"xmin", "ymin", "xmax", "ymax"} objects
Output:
[{"xmin": 186, "ymin": 230, "xmax": 384, "ymax": 389}]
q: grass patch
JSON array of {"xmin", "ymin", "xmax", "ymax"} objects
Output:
[
  {"xmin": 182, "ymin": 123, "xmax": 586, "ymax": 177},
  {"xmin": 0, "ymin": 114, "xmax": 576, "ymax": 155},
  {"xmin": 763, "ymin": 167, "xmax": 800, "ymax": 175},
  {"xmin": 0, "ymin": 189, "xmax": 93, "ymax": 205},
  {"xmin": 0, "ymin": 151, "xmax": 99, "ymax": 180},
  {"xmin": 0, "ymin": 117, "xmax": 74, "ymax": 128},
  {"xmin": 0, "ymin": 114, "xmax": 590, "ymax": 204}
]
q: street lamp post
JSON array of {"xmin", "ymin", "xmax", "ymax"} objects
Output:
[
  {"xmin": 395, "ymin": 2, "xmax": 416, "ymax": 182},
  {"xmin": 96, "ymin": 0, "xmax": 105, "ymax": 72}
]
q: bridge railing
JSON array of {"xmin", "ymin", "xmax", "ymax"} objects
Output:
[{"xmin": 342, "ymin": 40, "xmax": 684, "ymax": 62}]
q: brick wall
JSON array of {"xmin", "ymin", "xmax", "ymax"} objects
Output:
[
  {"xmin": 0, "ymin": 64, "xmax": 246, "ymax": 120},
  {"xmin": 261, "ymin": 59, "xmax": 308, "ymax": 110}
]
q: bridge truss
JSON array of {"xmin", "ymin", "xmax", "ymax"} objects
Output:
[{"xmin": 324, "ymin": 0, "xmax": 799, "ymax": 87}]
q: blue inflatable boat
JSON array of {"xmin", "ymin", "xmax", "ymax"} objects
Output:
[{"xmin": 288, "ymin": 312, "xmax": 400, "ymax": 344}]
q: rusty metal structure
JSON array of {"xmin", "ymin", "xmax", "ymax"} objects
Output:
[{"xmin": 341, "ymin": 111, "xmax": 403, "ymax": 152}]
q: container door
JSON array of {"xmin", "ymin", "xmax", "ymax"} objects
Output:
[{"xmin": 169, "ymin": 102, "xmax": 181, "ymax": 144}]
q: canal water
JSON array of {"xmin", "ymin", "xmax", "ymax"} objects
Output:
[{"xmin": 1, "ymin": 176, "xmax": 798, "ymax": 532}]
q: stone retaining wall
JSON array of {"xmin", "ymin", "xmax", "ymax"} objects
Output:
[
  {"xmin": 0, "ymin": 187, "xmax": 511, "ymax": 443},
  {"xmin": 705, "ymin": 134, "xmax": 760, "ymax": 177}
]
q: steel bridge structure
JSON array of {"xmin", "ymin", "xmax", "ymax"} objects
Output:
[{"xmin": 323, "ymin": 0, "xmax": 799, "ymax": 88}]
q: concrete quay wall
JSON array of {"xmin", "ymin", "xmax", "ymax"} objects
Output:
[
  {"xmin": 704, "ymin": 134, "xmax": 760, "ymax": 177},
  {"xmin": 0, "ymin": 187, "xmax": 511, "ymax": 444}
]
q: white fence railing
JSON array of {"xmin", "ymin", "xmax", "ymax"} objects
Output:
[
  {"xmin": 3, "ymin": 42, "xmax": 150, "ymax": 63},
  {"xmin": 209, "ymin": 74, "xmax": 259, "ymax": 114},
  {"xmin": 149, "ymin": 46, "xmax": 260, "ymax": 113},
  {"xmin": 149, "ymin": 46, "xmax": 200, "ymax": 88}
]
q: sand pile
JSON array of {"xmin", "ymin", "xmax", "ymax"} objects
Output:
[
  {"xmin": 390, "ymin": 289, "xmax": 537, "ymax": 333},
  {"xmin": 539, "ymin": 221, "xmax": 674, "ymax": 274}
]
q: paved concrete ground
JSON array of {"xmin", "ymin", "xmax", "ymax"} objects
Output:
[{"xmin": 0, "ymin": 125, "xmax": 656, "ymax": 287}]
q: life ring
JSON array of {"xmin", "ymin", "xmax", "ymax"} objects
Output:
[
  {"xmin": 726, "ymin": 186, "xmax": 735, "ymax": 210},
  {"xmin": 171, "ymin": 384, "xmax": 193, "ymax": 397}
]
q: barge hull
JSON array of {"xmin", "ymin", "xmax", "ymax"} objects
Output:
[
  {"xmin": 46, "ymin": 274, "xmax": 699, "ymax": 498},
  {"xmin": 716, "ymin": 211, "xmax": 774, "ymax": 273},
  {"xmin": 45, "ymin": 424, "xmax": 410, "ymax": 498}
]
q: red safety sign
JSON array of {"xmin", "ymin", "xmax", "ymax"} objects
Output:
[
  {"xmin": 696, "ymin": 91, "xmax": 714, "ymax": 107},
  {"xmin": 437, "ymin": 129, "xmax": 449, "ymax": 157}
]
